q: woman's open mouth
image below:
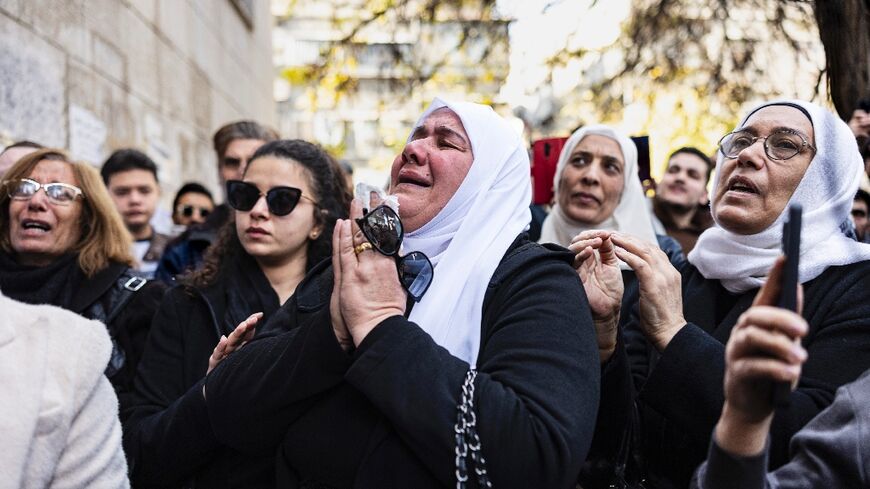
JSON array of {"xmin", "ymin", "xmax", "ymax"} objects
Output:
[{"xmin": 725, "ymin": 175, "xmax": 759, "ymax": 196}]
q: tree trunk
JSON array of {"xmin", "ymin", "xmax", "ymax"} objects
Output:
[{"xmin": 814, "ymin": 0, "xmax": 870, "ymax": 120}]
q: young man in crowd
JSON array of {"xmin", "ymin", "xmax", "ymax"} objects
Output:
[
  {"xmin": 154, "ymin": 120, "xmax": 278, "ymax": 282},
  {"xmin": 171, "ymin": 183, "xmax": 214, "ymax": 228},
  {"xmin": 651, "ymin": 147, "xmax": 714, "ymax": 253},
  {"xmin": 101, "ymin": 149, "xmax": 170, "ymax": 279},
  {"xmin": 0, "ymin": 140, "xmax": 43, "ymax": 178}
]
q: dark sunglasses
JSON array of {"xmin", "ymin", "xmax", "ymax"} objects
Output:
[
  {"xmin": 177, "ymin": 204, "xmax": 212, "ymax": 218},
  {"xmin": 852, "ymin": 209, "xmax": 867, "ymax": 219},
  {"xmin": 356, "ymin": 205, "xmax": 434, "ymax": 302},
  {"xmin": 226, "ymin": 180, "xmax": 316, "ymax": 216}
]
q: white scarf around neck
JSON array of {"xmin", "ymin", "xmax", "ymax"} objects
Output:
[
  {"xmin": 400, "ymin": 98, "xmax": 532, "ymax": 366},
  {"xmin": 688, "ymin": 99, "xmax": 870, "ymax": 293}
]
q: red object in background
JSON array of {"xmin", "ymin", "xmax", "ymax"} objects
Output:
[
  {"xmin": 531, "ymin": 134, "xmax": 652, "ymax": 205},
  {"xmin": 531, "ymin": 137, "xmax": 567, "ymax": 205}
]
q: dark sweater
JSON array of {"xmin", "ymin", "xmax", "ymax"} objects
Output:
[
  {"xmin": 599, "ymin": 260, "xmax": 870, "ymax": 489},
  {"xmin": 204, "ymin": 236, "xmax": 601, "ymax": 489}
]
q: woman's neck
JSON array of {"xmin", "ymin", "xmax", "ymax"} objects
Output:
[{"xmin": 256, "ymin": 251, "xmax": 308, "ymax": 305}]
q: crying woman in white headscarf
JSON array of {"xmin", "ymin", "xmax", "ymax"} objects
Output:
[
  {"xmin": 202, "ymin": 98, "xmax": 601, "ymax": 488},
  {"xmin": 578, "ymin": 100, "xmax": 870, "ymax": 489}
]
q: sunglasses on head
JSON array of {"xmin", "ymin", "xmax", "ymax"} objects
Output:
[
  {"xmin": 177, "ymin": 204, "xmax": 212, "ymax": 218},
  {"xmin": 356, "ymin": 205, "xmax": 434, "ymax": 302},
  {"xmin": 5, "ymin": 178, "xmax": 84, "ymax": 205},
  {"xmin": 226, "ymin": 180, "xmax": 316, "ymax": 216}
]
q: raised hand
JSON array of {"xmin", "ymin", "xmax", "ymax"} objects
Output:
[
  {"xmin": 207, "ymin": 312, "xmax": 262, "ymax": 374},
  {"xmin": 716, "ymin": 257, "xmax": 808, "ymax": 455},
  {"xmin": 333, "ymin": 200, "xmax": 406, "ymax": 348},
  {"xmin": 569, "ymin": 230, "xmax": 624, "ymax": 362},
  {"xmin": 610, "ymin": 232, "xmax": 685, "ymax": 352}
]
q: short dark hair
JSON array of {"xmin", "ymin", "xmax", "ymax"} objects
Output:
[
  {"xmin": 212, "ymin": 121, "xmax": 279, "ymax": 163},
  {"xmin": 1, "ymin": 140, "xmax": 43, "ymax": 154},
  {"xmin": 172, "ymin": 182, "xmax": 214, "ymax": 211},
  {"xmin": 855, "ymin": 98, "xmax": 870, "ymax": 113},
  {"xmin": 101, "ymin": 149, "xmax": 159, "ymax": 185},
  {"xmin": 668, "ymin": 146, "xmax": 714, "ymax": 181},
  {"xmin": 856, "ymin": 189, "xmax": 870, "ymax": 209}
]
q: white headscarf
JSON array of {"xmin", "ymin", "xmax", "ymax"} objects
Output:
[
  {"xmin": 539, "ymin": 125, "xmax": 658, "ymax": 253},
  {"xmin": 688, "ymin": 99, "xmax": 870, "ymax": 293},
  {"xmin": 401, "ymin": 98, "xmax": 532, "ymax": 366}
]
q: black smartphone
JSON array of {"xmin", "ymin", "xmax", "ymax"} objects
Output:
[{"xmin": 772, "ymin": 204, "xmax": 801, "ymax": 407}]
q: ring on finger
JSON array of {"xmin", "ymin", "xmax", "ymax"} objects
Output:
[{"xmin": 354, "ymin": 242, "xmax": 374, "ymax": 255}]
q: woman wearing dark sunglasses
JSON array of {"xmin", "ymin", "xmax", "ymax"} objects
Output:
[
  {"xmin": 122, "ymin": 139, "xmax": 351, "ymax": 488},
  {"xmin": 204, "ymin": 99, "xmax": 600, "ymax": 488}
]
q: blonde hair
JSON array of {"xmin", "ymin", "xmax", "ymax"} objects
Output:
[{"xmin": 0, "ymin": 149, "xmax": 135, "ymax": 276}]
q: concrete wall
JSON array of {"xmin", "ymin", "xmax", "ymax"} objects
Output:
[{"xmin": 0, "ymin": 0, "xmax": 275, "ymax": 200}]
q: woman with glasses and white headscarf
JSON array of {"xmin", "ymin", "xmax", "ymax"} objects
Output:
[
  {"xmin": 203, "ymin": 99, "xmax": 600, "ymax": 489},
  {"xmin": 578, "ymin": 100, "xmax": 870, "ymax": 489}
]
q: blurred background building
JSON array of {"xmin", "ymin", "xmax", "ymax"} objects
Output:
[
  {"xmin": 272, "ymin": 0, "xmax": 510, "ymax": 183},
  {"xmin": 0, "ymin": 0, "xmax": 274, "ymax": 197}
]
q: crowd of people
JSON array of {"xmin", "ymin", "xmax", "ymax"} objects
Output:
[{"xmin": 0, "ymin": 94, "xmax": 869, "ymax": 489}]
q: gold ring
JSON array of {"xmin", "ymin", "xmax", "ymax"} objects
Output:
[{"xmin": 353, "ymin": 242, "xmax": 373, "ymax": 255}]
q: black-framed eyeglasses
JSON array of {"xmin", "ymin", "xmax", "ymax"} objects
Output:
[
  {"xmin": 4, "ymin": 178, "xmax": 84, "ymax": 205},
  {"xmin": 356, "ymin": 205, "xmax": 434, "ymax": 302},
  {"xmin": 718, "ymin": 129, "xmax": 817, "ymax": 161},
  {"xmin": 226, "ymin": 180, "xmax": 317, "ymax": 216},
  {"xmin": 177, "ymin": 204, "xmax": 212, "ymax": 218}
]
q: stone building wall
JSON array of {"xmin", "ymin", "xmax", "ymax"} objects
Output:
[{"xmin": 0, "ymin": 0, "xmax": 275, "ymax": 200}]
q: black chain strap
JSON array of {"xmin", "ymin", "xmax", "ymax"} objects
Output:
[{"xmin": 455, "ymin": 369, "xmax": 492, "ymax": 489}]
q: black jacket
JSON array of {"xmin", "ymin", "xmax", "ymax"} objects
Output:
[
  {"xmin": 204, "ymin": 236, "xmax": 600, "ymax": 489},
  {"xmin": 123, "ymin": 260, "xmax": 280, "ymax": 489},
  {"xmin": 84, "ymin": 263, "xmax": 165, "ymax": 412},
  {"xmin": 596, "ymin": 260, "xmax": 870, "ymax": 489}
]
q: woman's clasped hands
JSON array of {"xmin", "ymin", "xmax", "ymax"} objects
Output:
[
  {"xmin": 331, "ymin": 199, "xmax": 407, "ymax": 352},
  {"xmin": 570, "ymin": 230, "xmax": 687, "ymax": 362}
]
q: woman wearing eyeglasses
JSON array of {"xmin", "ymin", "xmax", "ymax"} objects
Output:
[
  {"xmin": 0, "ymin": 148, "xmax": 164, "ymax": 411},
  {"xmin": 122, "ymin": 139, "xmax": 351, "ymax": 488},
  {"xmin": 202, "ymin": 99, "xmax": 600, "ymax": 489},
  {"xmin": 579, "ymin": 101, "xmax": 870, "ymax": 489}
]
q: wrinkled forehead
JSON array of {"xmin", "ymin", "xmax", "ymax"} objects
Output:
[
  {"xmin": 741, "ymin": 105, "xmax": 815, "ymax": 144},
  {"xmin": 572, "ymin": 133, "xmax": 625, "ymax": 162},
  {"xmin": 412, "ymin": 107, "xmax": 470, "ymax": 141},
  {"xmin": 29, "ymin": 158, "xmax": 79, "ymax": 185}
]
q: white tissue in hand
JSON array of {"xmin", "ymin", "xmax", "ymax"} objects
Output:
[{"xmin": 354, "ymin": 182, "xmax": 399, "ymax": 214}]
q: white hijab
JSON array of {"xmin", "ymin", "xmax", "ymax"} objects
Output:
[
  {"xmin": 688, "ymin": 100, "xmax": 870, "ymax": 293},
  {"xmin": 401, "ymin": 98, "xmax": 532, "ymax": 366},
  {"xmin": 539, "ymin": 125, "xmax": 658, "ymax": 254}
]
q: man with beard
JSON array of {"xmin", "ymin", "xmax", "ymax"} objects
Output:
[{"xmin": 652, "ymin": 147, "xmax": 714, "ymax": 253}]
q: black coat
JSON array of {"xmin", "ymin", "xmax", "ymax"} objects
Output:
[
  {"xmin": 596, "ymin": 260, "xmax": 870, "ymax": 489},
  {"xmin": 123, "ymin": 256, "xmax": 281, "ymax": 489},
  {"xmin": 204, "ymin": 236, "xmax": 601, "ymax": 489}
]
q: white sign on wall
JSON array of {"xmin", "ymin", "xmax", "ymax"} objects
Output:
[{"xmin": 69, "ymin": 105, "xmax": 107, "ymax": 165}]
